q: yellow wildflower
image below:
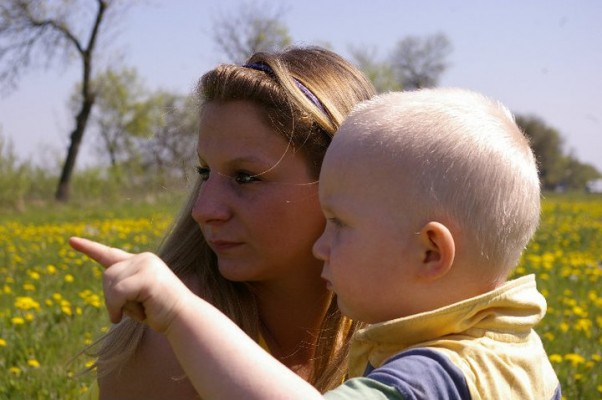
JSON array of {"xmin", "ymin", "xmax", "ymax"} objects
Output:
[
  {"xmin": 564, "ymin": 353, "xmax": 586, "ymax": 367},
  {"xmin": 27, "ymin": 359, "xmax": 40, "ymax": 368},
  {"xmin": 27, "ymin": 271, "xmax": 40, "ymax": 280},
  {"xmin": 14, "ymin": 296, "xmax": 41, "ymax": 311},
  {"xmin": 22, "ymin": 282, "xmax": 36, "ymax": 291},
  {"xmin": 549, "ymin": 354, "xmax": 563, "ymax": 363}
]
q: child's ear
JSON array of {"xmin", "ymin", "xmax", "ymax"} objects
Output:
[{"xmin": 416, "ymin": 221, "xmax": 455, "ymax": 281}]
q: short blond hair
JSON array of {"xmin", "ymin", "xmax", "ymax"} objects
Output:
[{"xmin": 344, "ymin": 88, "xmax": 540, "ymax": 273}]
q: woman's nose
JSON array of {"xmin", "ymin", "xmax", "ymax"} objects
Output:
[{"xmin": 191, "ymin": 176, "xmax": 231, "ymax": 225}]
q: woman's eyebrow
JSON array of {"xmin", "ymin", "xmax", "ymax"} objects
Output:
[{"xmin": 196, "ymin": 154, "xmax": 274, "ymax": 170}]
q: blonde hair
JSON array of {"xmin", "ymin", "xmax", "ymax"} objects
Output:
[
  {"xmin": 92, "ymin": 46, "xmax": 375, "ymax": 392},
  {"xmin": 345, "ymin": 88, "xmax": 540, "ymax": 274}
]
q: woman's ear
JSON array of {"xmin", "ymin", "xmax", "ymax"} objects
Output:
[{"xmin": 417, "ymin": 221, "xmax": 455, "ymax": 281}]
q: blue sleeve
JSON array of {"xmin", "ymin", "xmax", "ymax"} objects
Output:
[{"xmin": 324, "ymin": 348, "xmax": 470, "ymax": 400}]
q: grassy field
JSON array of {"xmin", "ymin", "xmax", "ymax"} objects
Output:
[{"xmin": 1, "ymin": 194, "xmax": 601, "ymax": 399}]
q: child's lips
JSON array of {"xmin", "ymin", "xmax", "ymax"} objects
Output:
[{"xmin": 321, "ymin": 274, "xmax": 333, "ymax": 290}]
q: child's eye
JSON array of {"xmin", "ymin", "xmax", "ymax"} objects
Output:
[
  {"xmin": 327, "ymin": 217, "xmax": 343, "ymax": 228},
  {"xmin": 195, "ymin": 166, "xmax": 210, "ymax": 181},
  {"xmin": 234, "ymin": 172, "xmax": 260, "ymax": 184}
]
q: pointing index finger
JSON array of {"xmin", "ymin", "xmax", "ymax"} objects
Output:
[{"xmin": 69, "ymin": 236, "xmax": 133, "ymax": 269}]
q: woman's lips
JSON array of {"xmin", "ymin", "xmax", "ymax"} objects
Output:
[{"xmin": 208, "ymin": 240, "xmax": 243, "ymax": 252}]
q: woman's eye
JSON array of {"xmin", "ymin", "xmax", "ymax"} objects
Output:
[
  {"xmin": 195, "ymin": 166, "xmax": 210, "ymax": 181},
  {"xmin": 234, "ymin": 172, "xmax": 259, "ymax": 184}
]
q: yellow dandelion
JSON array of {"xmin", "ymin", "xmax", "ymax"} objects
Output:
[
  {"xmin": 27, "ymin": 271, "xmax": 40, "ymax": 280},
  {"xmin": 592, "ymin": 354, "xmax": 601, "ymax": 362},
  {"xmin": 11, "ymin": 316, "xmax": 25, "ymax": 325},
  {"xmin": 9, "ymin": 367, "xmax": 21, "ymax": 376},
  {"xmin": 46, "ymin": 264, "xmax": 57, "ymax": 274},
  {"xmin": 564, "ymin": 353, "xmax": 586, "ymax": 367},
  {"xmin": 0, "ymin": 338, "xmax": 6, "ymax": 347},
  {"xmin": 22, "ymin": 282, "xmax": 36, "ymax": 291},
  {"xmin": 549, "ymin": 354, "xmax": 563, "ymax": 363},
  {"xmin": 64, "ymin": 274, "xmax": 75, "ymax": 283},
  {"xmin": 14, "ymin": 296, "xmax": 41, "ymax": 311},
  {"xmin": 559, "ymin": 322, "xmax": 569, "ymax": 333},
  {"xmin": 572, "ymin": 306, "xmax": 587, "ymax": 317},
  {"xmin": 61, "ymin": 305, "xmax": 72, "ymax": 316},
  {"xmin": 27, "ymin": 359, "xmax": 40, "ymax": 368},
  {"xmin": 574, "ymin": 318, "xmax": 592, "ymax": 338}
]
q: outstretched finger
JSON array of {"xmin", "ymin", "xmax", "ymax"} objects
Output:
[{"xmin": 69, "ymin": 236, "xmax": 133, "ymax": 269}]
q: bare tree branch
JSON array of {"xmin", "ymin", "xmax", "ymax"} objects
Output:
[
  {"xmin": 211, "ymin": 2, "xmax": 291, "ymax": 63},
  {"xmin": 390, "ymin": 32, "xmax": 452, "ymax": 90},
  {"xmin": 0, "ymin": 0, "xmax": 130, "ymax": 201}
]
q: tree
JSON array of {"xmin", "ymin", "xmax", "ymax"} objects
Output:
[
  {"xmin": 516, "ymin": 114, "xmax": 600, "ymax": 191},
  {"xmin": 78, "ymin": 67, "xmax": 150, "ymax": 167},
  {"xmin": 138, "ymin": 92, "xmax": 199, "ymax": 184},
  {"xmin": 211, "ymin": 2, "xmax": 291, "ymax": 63},
  {"xmin": 515, "ymin": 115, "xmax": 566, "ymax": 190},
  {"xmin": 390, "ymin": 33, "xmax": 452, "ymax": 90},
  {"xmin": 349, "ymin": 45, "xmax": 401, "ymax": 93},
  {"xmin": 562, "ymin": 155, "xmax": 601, "ymax": 191},
  {"xmin": 0, "ymin": 0, "xmax": 129, "ymax": 201}
]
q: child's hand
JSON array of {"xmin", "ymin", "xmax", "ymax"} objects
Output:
[{"xmin": 69, "ymin": 237, "xmax": 191, "ymax": 333}]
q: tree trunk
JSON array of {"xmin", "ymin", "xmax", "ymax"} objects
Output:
[
  {"xmin": 54, "ymin": 0, "xmax": 107, "ymax": 202},
  {"xmin": 55, "ymin": 96, "xmax": 95, "ymax": 201}
]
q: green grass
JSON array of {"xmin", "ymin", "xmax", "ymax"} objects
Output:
[{"xmin": 1, "ymin": 193, "xmax": 601, "ymax": 398}]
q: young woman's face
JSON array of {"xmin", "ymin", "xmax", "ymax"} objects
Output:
[{"xmin": 192, "ymin": 101, "xmax": 326, "ymax": 285}]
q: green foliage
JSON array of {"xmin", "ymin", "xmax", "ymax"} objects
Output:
[
  {"xmin": 349, "ymin": 46, "xmax": 402, "ymax": 93},
  {"xmin": 351, "ymin": 33, "xmax": 452, "ymax": 92},
  {"xmin": 516, "ymin": 115, "xmax": 601, "ymax": 190},
  {"xmin": 0, "ymin": 133, "xmax": 30, "ymax": 210}
]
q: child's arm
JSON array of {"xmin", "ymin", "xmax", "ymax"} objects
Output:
[{"xmin": 69, "ymin": 237, "xmax": 324, "ymax": 400}]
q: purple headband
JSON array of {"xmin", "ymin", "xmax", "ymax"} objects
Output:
[{"xmin": 243, "ymin": 63, "xmax": 327, "ymax": 115}]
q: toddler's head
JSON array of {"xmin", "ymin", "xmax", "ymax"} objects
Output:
[{"xmin": 314, "ymin": 88, "xmax": 540, "ymax": 322}]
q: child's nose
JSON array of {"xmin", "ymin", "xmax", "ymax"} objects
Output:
[{"xmin": 312, "ymin": 230, "xmax": 329, "ymax": 261}]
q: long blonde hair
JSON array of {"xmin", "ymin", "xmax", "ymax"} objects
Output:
[{"xmin": 92, "ymin": 46, "xmax": 375, "ymax": 392}]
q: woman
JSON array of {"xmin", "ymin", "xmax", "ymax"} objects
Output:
[{"xmin": 92, "ymin": 46, "xmax": 376, "ymax": 399}]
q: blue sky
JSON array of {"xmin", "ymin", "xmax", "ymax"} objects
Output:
[{"xmin": 1, "ymin": 0, "xmax": 601, "ymax": 171}]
